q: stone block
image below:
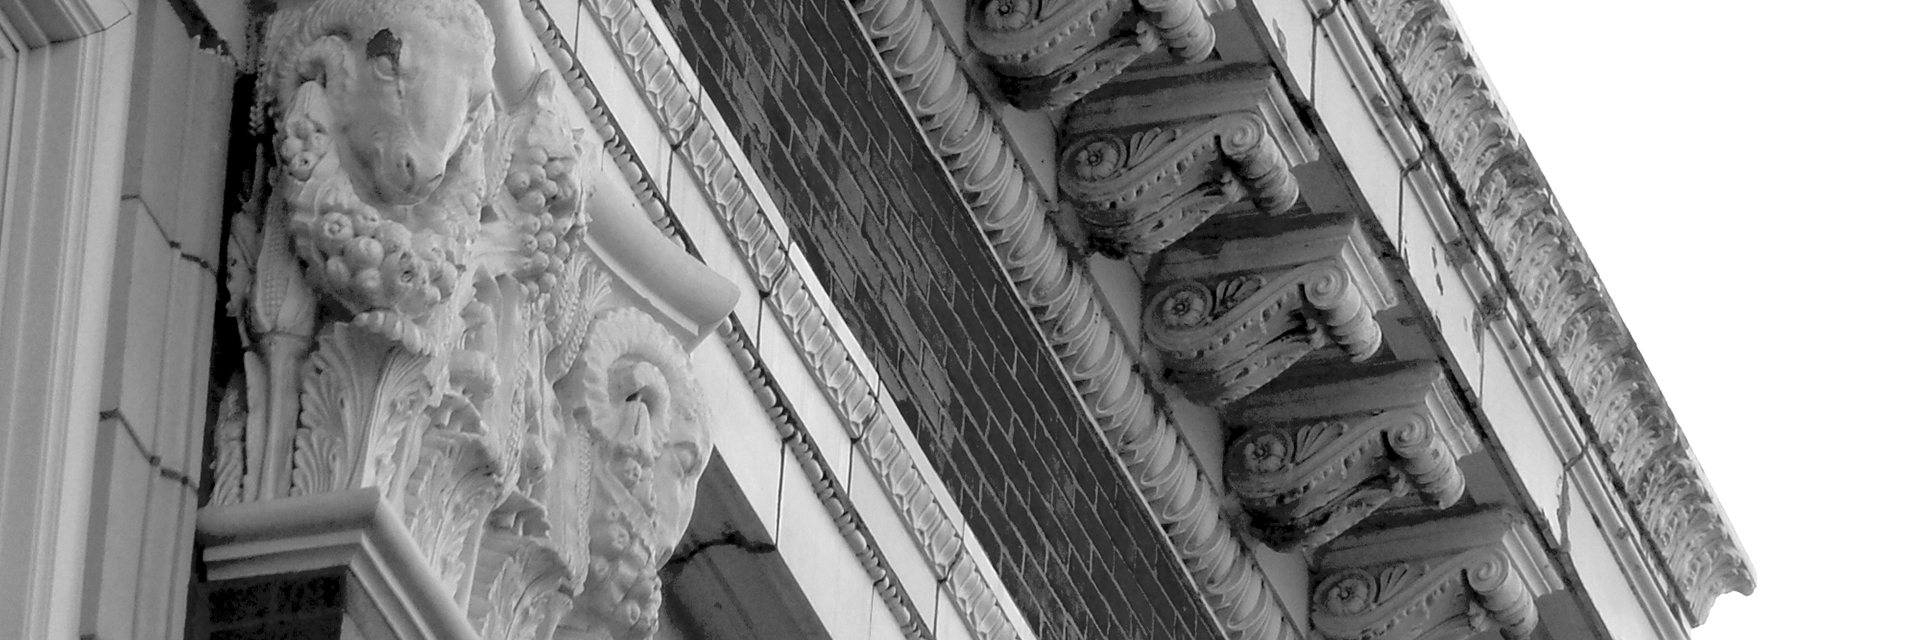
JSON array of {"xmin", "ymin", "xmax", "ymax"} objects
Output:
[
  {"xmin": 82, "ymin": 417, "xmax": 159, "ymax": 640},
  {"xmin": 121, "ymin": 0, "xmax": 234, "ymax": 259},
  {"xmin": 773, "ymin": 451, "xmax": 872, "ymax": 640},
  {"xmin": 153, "ymin": 256, "xmax": 215, "ymax": 472},
  {"xmin": 690, "ymin": 337, "xmax": 788, "ymax": 522},
  {"xmin": 101, "ymin": 199, "xmax": 178, "ymax": 444}
]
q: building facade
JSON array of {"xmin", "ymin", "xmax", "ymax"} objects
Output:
[{"xmin": 0, "ymin": 0, "xmax": 1753, "ymax": 639}]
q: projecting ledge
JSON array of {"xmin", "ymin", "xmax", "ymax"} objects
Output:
[
  {"xmin": 198, "ymin": 488, "xmax": 480, "ymax": 640},
  {"xmin": 1311, "ymin": 510, "xmax": 1564, "ymax": 640}
]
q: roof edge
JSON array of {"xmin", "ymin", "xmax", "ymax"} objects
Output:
[{"xmin": 1348, "ymin": 0, "xmax": 1755, "ymax": 623}]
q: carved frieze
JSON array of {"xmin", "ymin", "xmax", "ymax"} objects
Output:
[
  {"xmin": 1144, "ymin": 213, "xmax": 1395, "ymax": 406},
  {"xmin": 967, "ymin": 0, "xmax": 1218, "ymax": 109},
  {"xmin": 1224, "ymin": 361, "xmax": 1476, "ymax": 551},
  {"xmin": 1312, "ymin": 510, "xmax": 1561, "ymax": 640},
  {"xmin": 206, "ymin": 0, "xmax": 729, "ymax": 638},
  {"xmin": 1060, "ymin": 66, "xmax": 1318, "ymax": 257}
]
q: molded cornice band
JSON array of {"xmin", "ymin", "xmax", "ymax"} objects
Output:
[{"xmin": 1346, "ymin": 0, "xmax": 1753, "ymax": 621}]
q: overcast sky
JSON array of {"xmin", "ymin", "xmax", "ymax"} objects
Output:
[{"xmin": 1441, "ymin": 1, "xmax": 1919, "ymax": 638}]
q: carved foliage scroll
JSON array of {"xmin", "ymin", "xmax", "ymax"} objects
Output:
[
  {"xmin": 1311, "ymin": 511, "xmax": 1554, "ymax": 640},
  {"xmin": 1314, "ymin": 548, "xmax": 1534, "ymax": 640},
  {"xmin": 1223, "ymin": 361, "xmax": 1475, "ymax": 551},
  {"xmin": 966, "ymin": 0, "xmax": 1217, "ymax": 109},
  {"xmin": 1060, "ymin": 67, "xmax": 1315, "ymax": 257},
  {"xmin": 1144, "ymin": 215, "xmax": 1394, "ymax": 406},
  {"xmin": 210, "ymin": 1, "xmax": 717, "ymax": 638}
]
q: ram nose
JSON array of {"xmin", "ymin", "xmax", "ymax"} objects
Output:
[{"xmin": 377, "ymin": 152, "xmax": 446, "ymax": 205}]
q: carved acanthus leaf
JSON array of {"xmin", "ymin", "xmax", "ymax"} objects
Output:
[
  {"xmin": 290, "ymin": 324, "xmax": 440, "ymax": 502},
  {"xmin": 404, "ymin": 429, "xmax": 509, "ymax": 594},
  {"xmin": 469, "ymin": 532, "xmax": 575, "ymax": 640},
  {"xmin": 1224, "ymin": 361, "xmax": 1475, "ymax": 550},
  {"xmin": 966, "ymin": 0, "xmax": 1217, "ymax": 109},
  {"xmin": 1145, "ymin": 215, "xmax": 1394, "ymax": 406},
  {"xmin": 1061, "ymin": 66, "xmax": 1316, "ymax": 257}
]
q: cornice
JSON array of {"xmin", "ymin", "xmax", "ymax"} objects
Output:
[
  {"xmin": 1346, "ymin": 0, "xmax": 1753, "ymax": 623},
  {"xmin": 845, "ymin": 0, "xmax": 1301, "ymax": 638},
  {"xmin": 1, "ymin": 0, "xmax": 129, "ymax": 48}
]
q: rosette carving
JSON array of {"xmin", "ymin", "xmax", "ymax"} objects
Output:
[
  {"xmin": 1144, "ymin": 215, "xmax": 1394, "ymax": 406},
  {"xmin": 966, "ymin": 0, "xmax": 1217, "ymax": 109},
  {"xmin": 1224, "ymin": 361, "xmax": 1476, "ymax": 550},
  {"xmin": 210, "ymin": 1, "xmax": 725, "ymax": 638},
  {"xmin": 1312, "ymin": 511, "xmax": 1559, "ymax": 640},
  {"xmin": 1060, "ymin": 66, "xmax": 1316, "ymax": 257}
]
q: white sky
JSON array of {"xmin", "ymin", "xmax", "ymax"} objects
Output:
[{"xmin": 1441, "ymin": 1, "xmax": 1920, "ymax": 638}]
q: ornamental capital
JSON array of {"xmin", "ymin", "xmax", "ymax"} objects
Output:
[
  {"xmin": 1144, "ymin": 213, "xmax": 1395, "ymax": 406},
  {"xmin": 966, "ymin": 0, "xmax": 1221, "ymax": 109},
  {"xmin": 1312, "ymin": 510, "xmax": 1563, "ymax": 640},
  {"xmin": 1225, "ymin": 361, "xmax": 1477, "ymax": 551},
  {"xmin": 1060, "ymin": 65, "xmax": 1319, "ymax": 257}
]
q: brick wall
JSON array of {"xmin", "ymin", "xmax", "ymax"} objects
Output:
[{"xmin": 651, "ymin": 1, "xmax": 1224, "ymax": 638}]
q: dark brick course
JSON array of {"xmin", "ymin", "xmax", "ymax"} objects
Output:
[{"xmin": 652, "ymin": 1, "xmax": 1224, "ymax": 638}]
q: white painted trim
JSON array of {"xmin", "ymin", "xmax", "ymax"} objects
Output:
[
  {"xmin": 0, "ymin": 0, "xmax": 129, "ymax": 48},
  {"xmin": 0, "ymin": 4, "xmax": 138, "ymax": 637}
]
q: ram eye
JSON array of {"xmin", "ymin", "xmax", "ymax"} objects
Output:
[{"xmin": 367, "ymin": 28, "xmax": 402, "ymax": 76}]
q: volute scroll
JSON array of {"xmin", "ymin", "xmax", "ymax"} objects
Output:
[
  {"xmin": 1143, "ymin": 213, "xmax": 1394, "ymax": 407},
  {"xmin": 1060, "ymin": 65, "xmax": 1319, "ymax": 258},
  {"xmin": 1310, "ymin": 510, "xmax": 1563, "ymax": 640},
  {"xmin": 966, "ymin": 0, "xmax": 1221, "ymax": 110},
  {"xmin": 1223, "ymin": 360, "xmax": 1477, "ymax": 551}
]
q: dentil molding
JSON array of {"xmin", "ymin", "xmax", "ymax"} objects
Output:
[{"xmin": 1224, "ymin": 360, "xmax": 1476, "ymax": 551}]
